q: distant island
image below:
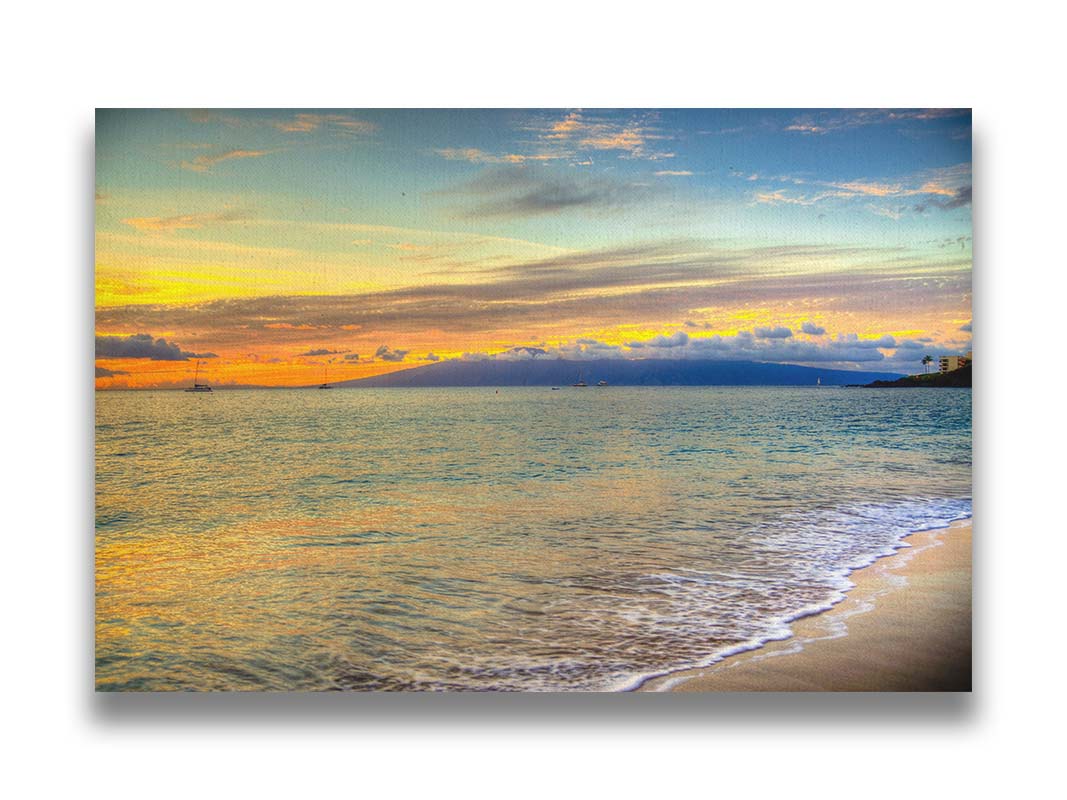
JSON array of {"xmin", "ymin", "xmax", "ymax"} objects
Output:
[
  {"xmin": 320, "ymin": 358, "xmax": 904, "ymax": 388},
  {"xmin": 861, "ymin": 364, "xmax": 972, "ymax": 388}
]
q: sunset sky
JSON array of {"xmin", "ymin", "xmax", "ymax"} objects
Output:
[{"xmin": 95, "ymin": 108, "xmax": 972, "ymax": 388}]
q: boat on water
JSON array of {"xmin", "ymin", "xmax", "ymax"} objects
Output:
[
  {"xmin": 184, "ymin": 360, "xmax": 213, "ymax": 393},
  {"xmin": 572, "ymin": 370, "xmax": 587, "ymax": 387},
  {"xmin": 318, "ymin": 364, "xmax": 333, "ymax": 389},
  {"xmin": 597, "ymin": 380, "xmax": 608, "ymax": 386}
]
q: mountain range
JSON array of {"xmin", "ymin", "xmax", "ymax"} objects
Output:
[{"xmin": 323, "ymin": 359, "xmax": 904, "ymax": 388}]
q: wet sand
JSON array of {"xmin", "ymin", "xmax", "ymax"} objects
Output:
[{"xmin": 642, "ymin": 518, "xmax": 972, "ymax": 692}]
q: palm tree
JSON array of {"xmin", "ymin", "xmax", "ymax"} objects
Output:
[{"xmin": 921, "ymin": 355, "xmax": 933, "ymax": 374}]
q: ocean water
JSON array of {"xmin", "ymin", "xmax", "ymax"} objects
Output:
[{"xmin": 95, "ymin": 386, "xmax": 971, "ymax": 691}]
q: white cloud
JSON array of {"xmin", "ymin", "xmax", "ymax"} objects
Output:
[{"xmin": 452, "ymin": 328, "xmax": 915, "ymax": 370}]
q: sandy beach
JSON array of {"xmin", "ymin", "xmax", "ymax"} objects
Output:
[{"xmin": 642, "ymin": 518, "xmax": 972, "ymax": 692}]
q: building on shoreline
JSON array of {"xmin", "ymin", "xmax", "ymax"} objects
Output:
[{"xmin": 939, "ymin": 351, "xmax": 973, "ymax": 373}]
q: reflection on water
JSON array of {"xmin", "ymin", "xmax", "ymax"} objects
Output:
[{"xmin": 96, "ymin": 387, "xmax": 971, "ymax": 690}]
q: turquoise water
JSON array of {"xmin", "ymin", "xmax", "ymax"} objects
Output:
[{"xmin": 95, "ymin": 387, "xmax": 971, "ymax": 691}]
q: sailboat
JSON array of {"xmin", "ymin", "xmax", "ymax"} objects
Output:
[
  {"xmin": 816, "ymin": 377, "xmax": 822, "ymax": 387},
  {"xmin": 572, "ymin": 369, "xmax": 587, "ymax": 387},
  {"xmin": 318, "ymin": 364, "xmax": 333, "ymax": 389},
  {"xmin": 184, "ymin": 360, "xmax": 212, "ymax": 393}
]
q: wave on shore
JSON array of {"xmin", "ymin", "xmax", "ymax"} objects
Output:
[{"xmin": 619, "ymin": 496, "xmax": 972, "ymax": 692}]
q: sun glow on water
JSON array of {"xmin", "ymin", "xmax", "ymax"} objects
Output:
[{"xmin": 96, "ymin": 386, "xmax": 971, "ymax": 691}]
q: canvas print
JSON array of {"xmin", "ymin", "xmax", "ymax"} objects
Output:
[{"xmin": 95, "ymin": 109, "xmax": 972, "ymax": 691}]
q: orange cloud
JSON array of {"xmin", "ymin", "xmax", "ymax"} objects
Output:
[
  {"xmin": 753, "ymin": 163, "xmax": 972, "ymax": 215},
  {"xmin": 435, "ymin": 147, "xmax": 504, "ymax": 163},
  {"xmin": 180, "ymin": 148, "xmax": 273, "ymax": 173},
  {"xmin": 536, "ymin": 111, "xmax": 671, "ymax": 160},
  {"xmin": 435, "ymin": 148, "xmax": 557, "ymax": 164},
  {"xmin": 438, "ymin": 112, "xmax": 671, "ymax": 166},
  {"xmin": 546, "ymin": 111, "xmax": 583, "ymax": 139},
  {"xmin": 580, "ymin": 128, "xmax": 645, "ymax": 153},
  {"xmin": 828, "ymin": 180, "xmax": 903, "ymax": 197},
  {"xmin": 273, "ymin": 113, "xmax": 377, "ymax": 135},
  {"xmin": 755, "ymin": 190, "xmax": 825, "ymax": 206},
  {"xmin": 915, "ymin": 180, "xmax": 959, "ymax": 197},
  {"xmin": 121, "ymin": 210, "xmax": 250, "ymax": 232}
]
